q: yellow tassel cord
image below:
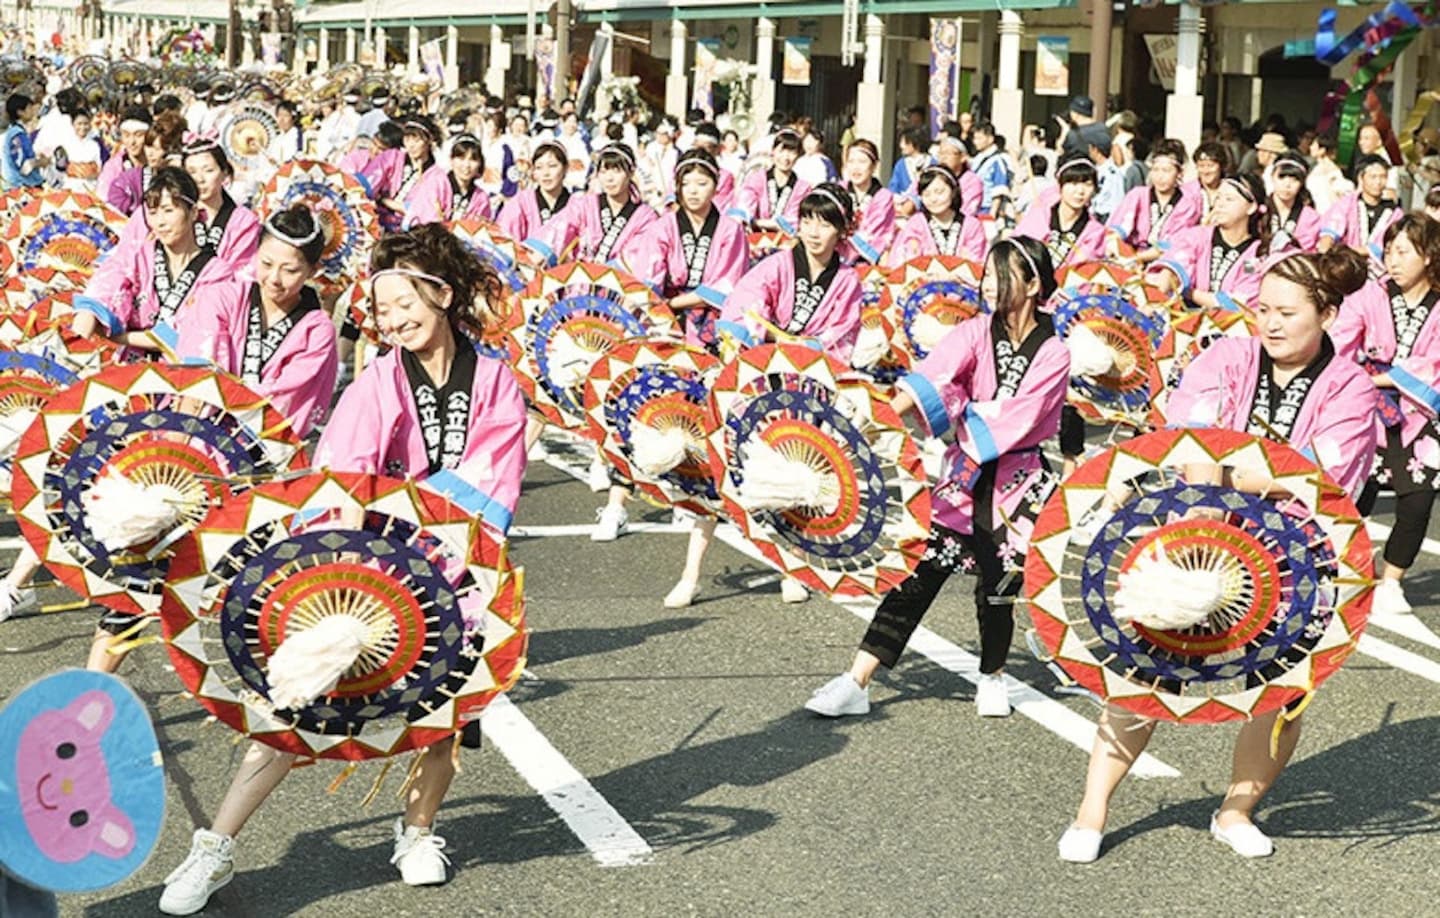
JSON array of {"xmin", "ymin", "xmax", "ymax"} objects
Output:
[
  {"xmin": 360, "ymin": 758, "xmax": 396, "ymax": 808},
  {"xmin": 40, "ymin": 598, "xmax": 93, "ymax": 614},
  {"xmin": 1270, "ymin": 691, "xmax": 1314, "ymax": 759},
  {"xmin": 394, "ymin": 750, "xmax": 425, "ymax": 802},
  {"xmin": 108, "ymin": 633, "xmax": 162, "ymax": 655},
  {"xmin": 326, "ymin": 761, "xmax": 360, "ymax": 795},
  {"xmin": 103, "ymin": 615, "xmax": 153, "ymax": 650},
  {"xmin": 450, "ymin": 732, "xmax": 464, "ymax": 774}
]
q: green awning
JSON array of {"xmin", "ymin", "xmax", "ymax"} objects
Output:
[{"xmin": 579, "ymin": 0, "xmax": 1074, "ymax": 23}]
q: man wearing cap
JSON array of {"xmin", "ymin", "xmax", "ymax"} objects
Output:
[
  {"xmin": 1077, "ymin": 122, "xmax": 1124, "ymax": 221},
  {"xmin": 357, "ymin": 89, "xmax": 391, "ymax": 142},
  {"xmin": 1250, "ymin": 131, "xmax": 1288, "ymax": 194},
  {"xmin": 1059, "ymin": 95, "xmax": 1096, "ymax": 157}
]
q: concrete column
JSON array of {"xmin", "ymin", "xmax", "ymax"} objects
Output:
[
  {"xmin": 1164, "ymin": 3, "xmax": 1204, "ymax": 158},
  {"xmin": 407, "ymin": 25, "xmax": 419, "ymax": 74},
  {"xmin": 664, "ymin": 19, "xmax": 687, "ymax": 121},
  {"xmin": 992, "ymin": 10, "xmax": 1024, "ymax": 148},
  {"xmin": 376, "ymin": 27, "xmax": 387, "ymax": 69},
  {"xmin": 318, "ymin": 27, "xmax": 330, "ymax": 69},
  {"xmin": 446, "ymin": 26, "xmax": 460, "ymax": 92},
  {"xmin": 751, "ymin": 17, "xmax": 776, "ymax": 139},
  {"xmin": 593, "ymin": 23, "xmax": 615, "ymax": 119},
  {"xmin": 855, "ymin": 15, "xmax": 888, "ymax": 165},
  {"xmin": 484, "ymin": 25, "xmax": 505, "ymax": 97},
  {"xmin": 345, "ymin": 27, "xmax": 355, "ymax": 64},
  {"xmin": 242, "ymin": 26, "xmax": 255, "ymax": 67}
]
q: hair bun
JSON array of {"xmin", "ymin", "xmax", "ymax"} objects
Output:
[{"xmin": 1315, "ymin": 247, "xmax": 1369, "ymax": 299}]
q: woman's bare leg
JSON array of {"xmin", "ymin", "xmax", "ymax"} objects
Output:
[
  {"xmin": 1216, "ymin": 711, "xmax": 1300, "ymax": 829},
  {"xmin": 211, "ymin": 743, "xmax": 298, "ymax": 838},
  {"xmin": 1073, "ymin": 705, "xmax": 1158, "ymax": 831},
  {"xmin": 403, "ymin": 742, "xmax": 457, "ymax": 828}
]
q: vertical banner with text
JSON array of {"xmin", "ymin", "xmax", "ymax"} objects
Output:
[{"xmin": 928, "ymin": 18, "xmax": 959, "ymax": 136}]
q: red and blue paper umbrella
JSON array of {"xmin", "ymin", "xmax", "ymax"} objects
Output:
[
  {"xmin": 884, "ymin": 255, "xmax": 985, "ymax": 361},
  {"xmin": 258, "ymin": 160, "xmax": 379, "ymax": 298},
  {"xmin": 1052, "ymin": 289, "xmax": 1169, "ymax": 425},
  {"xmin": 1023, "ymin": 428, "xmax": 1374, "ymax": 723},
  {"xmin": 0, "ymin": 191, "xmax": 126, "ymax": 279},
  {"xmin": 708, "ymin": 343, "xmax": 931, "ymax": 598},
  {"xmin": 9, "ymin": 364, "xmax": 309, "ymax": 616},
  {"xmin": 160, "ymin": 471, "xmax": 527, "ymax": 760},
  {"xmin": 0, "ymin": 670, "xmax": 165, "ymax": 892},
  {"xmin": 452, "ymin": 217, "xmax": 541, "ymax": 295},
  {"xmin": 1152, "ymin": 308, "xmax": 1257, "ymax": 425},
  {"xmin": 851, "ymin": 264, "xmax": 909, "ymax": 385}
]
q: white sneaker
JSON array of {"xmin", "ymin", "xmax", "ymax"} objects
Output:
[
  {"xmin": 391, "ymin": 819, "xmax": 451, "ymax": 886},
  {"xmin": 780, "ymin": 577, "xmax": 810, "ymax": 604},
  {"xmin": 159, "ymin": 829, "xmax": 235, "ymax": 915},
  {"xmin": 975, "ymin": 673, "xmax": 1012, "ymax": 717},
  {"xmin": 804, "ymin": 674, "xmax": 871, "ymax": 717},
  {"xmin": 0, "ymin": 585, "xmax": 37, "ymax": 623},
  {"xmin": 1372, "ymin": 578, "xmax": 1413, "ymax": 616},
  {"xmin": 1057, "ymin": 824, "xmax": 1104, "ymax": 863},
  {"xmin": 587, "ymin": 457, "xmax": 611, "ymax": 493},
  {"xmin": 591, "ymin": 506, "xmax": 629, "ymax": 542},
  {"xmin": 663, "ymin": 579, "xmax": 701, "ymax": 608},
  {"xmin": 1210, "ymin": 812, "xmax": 1274, "ymax": 858}
]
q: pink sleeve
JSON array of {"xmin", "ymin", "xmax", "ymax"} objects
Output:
[
  {"xmin": 885, "ymin": 215, "xmax": 927, "ymax": 268},
  {"xmin": 1105, "ymin": 187, "xmax": 1145, "ymax": 241},
  {"xmin": 1153, "ymin": 226, "xmax": 1205, "ymax": 294},
  {"xmin": 219, "ymin": 212, "xmax": 261, "ymax": 273},
  {"xmin": 172, "ymin": 282, "xmax": 241, "ymax": 366},
  {"xmin": 1320, "ymin": 194, "xmax": 1352, "ymax": 242},
  {"xmin": 1308, "ymin": 366, "xmax": 1380, "ymax": 500},
  {"xmin": 495, "ymin": 191, "xmax": 530, "ymax": 240},
  {"xmin": 782, "ymin": 177, "xmax": 813, "ymax": 227},
  {"xmin": 698, "ymin": 218, "xmax": 749, "ymax": 302},
  {"xmin": 959, "ymin": 172, "xmax": 983, "ymax": 216},
  {"xmin": 259, "ymin": 314, "xmax": 339, "ymax": 437},
  {"xmin": 1163, "ymin": 337, "xmax": 1249, "ymax": 427},
  {"xmin": 960, "ymin": 214, "xmax": 988, "ymax": 263},
  {"xmin": 851, "ymin": 190, "xmax": 897, "ymax": 262},
  {"xmin": 1011, "ymin": 201, "xmax": 1051, "ymax": 243},
  {"xmin": 734, "ymin": 171, "xmax": 763, "ymax": 222},
  {"xmin": 527, "ymin": 195, "xmax": 582, "ymax": 266},
  {"xmin": 1295, "ymin": 207, "xmax": 1322, "ymax": 251},
  {"xmin": 720, "ymin": 254, "xmax": 784, "ymax": 340},
  {"xmin": 315, "ymin": 363, "xmax": 390, "ymax": 473},
  {"xmin": 807, "ymin": 268, "xmax": 863, "ymax": 361},
  {"xmin": 459, "ymin": 360, "xmax": 529, "ymax": 519},
  {"xmin": 955, "ymin": 337, "xmax": 1070, "ymax": 463},
  {"xmin": 403, "ymin": 168, "xmax": 447, "ymax": 227},
  {"xmin": 1330, "ymin": 280, "xmax": 1384, "ymax": 361},
  {"xmin": 897, "ymin": 316, "xmax": 982, "ymax": 438},
  {"xmin": 622, "ymin": 216, "xmax": 670, "ymax": 288},
  {"xmin": 1167, "ymin": 188, "xmax": 1205, "ymax": 237},
  {"xmin": 77, "ymin": 237, "xmax": 143, "ymax": 333}
]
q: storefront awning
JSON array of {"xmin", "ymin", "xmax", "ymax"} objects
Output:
[
  {"xmin": 297, "ymin": 0, "xmax": 553, "ymax": 29},
  {"xmin": 578, "ymin": 0, "xmax": 1074, "ymax": 23}
]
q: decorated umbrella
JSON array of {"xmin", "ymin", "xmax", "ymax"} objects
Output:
[
  {"xmin": 708, "ymin": 343, "xmax": 932, "ymax": 598},
  {"xmin": 885, "ymin": 255, "xmax": 985, "ymax": 361},
  {"xmin": 105, "ymin": 61, "xmax": 151, "ymax": 95},
  {"xmin": 747, "ymin": 229, "xmax": 795, "ymax": 267},
  {"xmin": 1153, "ymin": 308, "xmax": 1257, "ymax": 424},
  {"xmin": 451, "ymin": 217, "xmax": 540, "ymax": 294},
  {"xmin": 218, "ymin": 103, "xmax": 280, "ymax": 174},
  {"xmin": 160, "ymin": 471, "xmax": 527, "ymax": 761},
  {"xmin": 257, "ymin": 160, "xmax": 379, "ymax": 297},
  {"xmin": 850, "ymin": 264, "xmax": 909, "ymax": 385},
  {"xmin": 0, "ymin": 670, "xmax": 165, "ymax": 893},
  {"xmin": 0, "ymin": 192, "xmax": 128, "ymax": 280},
  {"xmin": 583, "ymin": 339, "xmax": 721, "ymax": 515},
  {"xmin": 519, "ymin": 261, "xmax": 676, "ymax": 429},
  {"xmin": 10, "ymin": 364, "xmax": 309, "ymax": 617},
  {"xmin": 1056, "ymin": 259, "xmax": 1177, "ymax": 317},
  {"xmin": 1052, "ymin": 288, "xmax": 1169, "ymax": 428},
  {"xmin": 65, "ymin": 54, "xmax": 111, "ymax": 86},
  {"xmin": 1023, "ymin": 428, "xmax": 1374, "ymax": 723}
]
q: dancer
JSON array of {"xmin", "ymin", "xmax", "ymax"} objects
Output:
[
  {"xmin": 1012, "ymin": 153, "xmax": 1106, "ymax": 271},
  {"xmin": 1104, "ymin": 139, "xmax": 1203, "ymax": 263},
  {"xmin": 1318, "ymin": 153, "xmax": 1400, "ymax": 271},
  {"xmin": 404, "ymin": 132, "xmax": 494, "ymax": 228},
  {"xmin": 805, "ymin": 237, "xmax": 1068, "ymax": 718},
  {"xmin": 365, "ymin": 115, "xmax": 439, "ymax": 233},
  {"xmin": 1265, "ymin": 154, "xmax": 1322, "ymax": 253},
  {"xmin": 1151, "ymin": 172, "xmax": 1272, "ymax": 311},
  {"xmin": 839, "ymin": 139, "xmax": 897, "ymax": 264},
  {"xmin": 728, "ymin": 127, "xmax": 810, "ymax": 233},
  {"xmin": 886, "ymin": 163, "xmax": 988, "ymax": 267},
  {"xmin": 495, "ymin": 138, "xmax": 570, "ymax": 243},
  {"xmin": 527, "ymin": 142, "xmax": 657, "ymax": 269}
]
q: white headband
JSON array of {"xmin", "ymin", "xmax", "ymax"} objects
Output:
[
  {"xmin": 808, "ymin": 187, "xmax": 851, "ymax": 218},
  {"xmin": 939, "ymin": 135, "xmax": 966, "ymax": 152},
  {"xmin": 265, "ymin": 212, "xmax": 321, "ymax": 247},
  {"xmin": 1000, "ymin": 238, "xmax": 1041, "ymax": 286},
  {"xmin": 370, "ymin": 267, "xmax": 450, "ymax": 295},
  {"xmin": 120, "ymin": 119, "xmax": 150, "ymax": 133}
]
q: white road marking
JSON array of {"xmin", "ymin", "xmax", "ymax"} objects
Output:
[
  {"xmin": 1354, "ymin": 633, "xmax": 1440, "ymax": 685},
  {"xmin": 512, "ymin": 522, "xmax": 690, "ymax": 538},
  {"xmin": 540, "ymin": 442, "xmax": 1182, "ymax": 779},
  {"xmin": 0, "ymin": 536, "xmax": 24, "ymax": 550},
  {"xmin": 481, "ymin": 695, "xmax": 654, "ymax": 867},
  {"xmin": 1362, "ymin": 520, "xmax": 1440, "ymax": 653}
]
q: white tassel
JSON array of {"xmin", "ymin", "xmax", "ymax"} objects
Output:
[
  {"xmin": 851, "ymin": 322, "xmax": 891, "ymax": 369},
  {"xmin": 911, "ymin": 312, "xmax": 955, "ymax": 353},
  {"xmin": 81, "ymin": 472, "xmax": 187, "ymax": 553},
  {"xmin": 1066, "ymin": 323, "xmax": 1117, "ymax": 378},
  {"xmin": 735, "ymin": 437, "xmax": 841, "ymax": 514},
  {"xmin": 548, "ymin": 330, "xmax": 601, "ymax": 391},
  {"xmin": 1112, "ymin": 544, "xmax": 1227, "ymax": 631},
  {"xmin": 265, "ymin": 614, "xmax": 373, "ymax": 710},
  {"xmin": 629, "ymin": 423, "xmax": 692, "ymax": 477}
]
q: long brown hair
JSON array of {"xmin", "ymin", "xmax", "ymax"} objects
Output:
[{"xmin": 370, "ymin": 224, "xmax": 506, "ymax": 339}]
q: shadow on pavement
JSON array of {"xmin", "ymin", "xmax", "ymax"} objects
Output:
[{"xmin": 527, "ymin": 616, "xmax": 711, "ymax": 668}]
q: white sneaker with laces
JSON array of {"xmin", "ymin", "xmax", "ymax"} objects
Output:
[
  {"xmin": 1210, "ymin": 812, "xmax": 1274, "ymax": 858},
  {"xmin": 1057, "ymin": 825, "xmax": 1103, "ymax": 863},
  {"xmin": 975, "ymin": 673, "xmax": 1012, "ymax": 717},
  {"xmin": 663, "ymin": 579, "xmax": 700, "ymax": 608},
  {"xmin": 0, "ymin": 585, "xmax": 37, "ymax": 623},
  {"xmin": 1372, "ymin": 578, "xmax": 1414, "ymax": 616},
  {"xmin": 159, "ymin": 829, "xmax": 235, "ymax": 916},
  {"xmin": 391, "ymin": 819, "xmax": 451, "ymax": 886},
  {"xmin": 780, "ymin": 577, "xmax": 809, "ymax": 604},
  {"xmin": 587, "ymin": 457, "xmax": 611, "ymax": 493},
  {"xmin": 804, "ymin": 674, "xmax": 871, "ymax": 717},
  {"xmin": 591, "ymin": 506, "xmax": 629, "ymax": 542}
]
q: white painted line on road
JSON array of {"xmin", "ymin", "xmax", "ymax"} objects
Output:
[
  {"xmin": 512, "ymin": 522, "xmax": 690, "ymax": 538},
  {"xmin": 1355, "ymin": 633, "xmax": 1440, "ymax": 685},
  {"xmin": 539, "ymin": 441, "xmax": 1182, "ymax": 779},
  {"xmin": 481, "ymin": 695, "xmax": 654, "ymax": 867},
  {"xmin": 0, "ymin": 536, "xmax": 24, "ymax": 550},
  {"xmin": 1361, "ymin": 521, "xmax": 1440, "ymax": 651}
]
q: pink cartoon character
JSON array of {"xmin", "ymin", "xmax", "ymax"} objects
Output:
[{"xmin": 15, "ymin": 690, "xmax": 136, "ymax": 862}]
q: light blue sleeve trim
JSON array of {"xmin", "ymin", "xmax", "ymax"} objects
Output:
[
  {"xmin": 72, "ymin": 295, "xmax": 122, "ymax": 337},
  {"xmin": 724, "ymin": 205, "xmax": 751, "ymax": 223},
  {"xmin": 1214, "ymin": 291, "xmax": 1242, "ymax": 313},
  {"xmin": 1155, "ymin": 240, "xmax": 1174, "ymax": 252},
  {"xmin": 715, "ymin": 320, "xmax": 755, "ymax": 348},
  {"xmin": 694, "ymin": 284, "xmax": 727, "ymax": 307},
  {"xmin": 1298, "ymin": 445, "xmax": 1317, "ymax": 463},
  {"xmin": 799, "ymin": 337, "xmax": 822, "ymax": 351},
  {"xmin": 523, "ymin": 237, "xmax": 557, "ymax": 267},
  {"xmin": 775, "ymin": 215, "xmax": 796, "ymax": 235},
  {"xmin": 150, "ymin": 321, "xmax": 179, "ymax": 350},
  {"xmin": 1368, "ymin": 241, "xmax": 1384, "ymax": 262},
  {"xmin": 962, "ymin": 406, "xmax": 1000, "ymax": 464},
  {"xmin": 1156, "ymin": 257, "xmax": 1192, "ymax": 294},
  {"xmin": 424, "ymin": 469, "xmax": 514, "ymax": 534},
  {"xmin": 1390, "ymin": 364, "xmax": 1440, "ymax": 416},
  {"xmin": 354, "ymin": 173, "xmax": 373, "ymax": 198},
  {"xmin": 899, "ymin": 371, "xmax": 950, "ymax": 439},
  {"xmin": 1319, "ymin": 227, "xmax": 1343, "ymax": 240},
  {"xmin": 852, "ymin": 233, "xmax": 881, "ymax": 264}
]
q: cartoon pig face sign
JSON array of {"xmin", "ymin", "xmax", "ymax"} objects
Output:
[{"xmin": 15, "ymin": 690, "xmax": 135, "ymax": 862}]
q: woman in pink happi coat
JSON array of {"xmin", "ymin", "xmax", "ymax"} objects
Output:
[
  {"xmin": 885, "ymin": 163, "xmax": 988, "ymax": 267},
  {"xmin": 804, "ymin": 236, "xmax": 1069, "ymax": 720},
  {"xmin": 1012, "ymin": 153, "xmax": 1107, "ymax": 272},
  {"xmin": 173, "ymin": 205, "xmax": 338, "ymax": 437},
  {"xmin": 72, "ymin": 167, "xmax": 234, "ymax": 350},
  {"xmin": 106, "ymin": 111, "xmax": 185, "ymax": 217},
  {"xmin": 1266, "ymin": 153, "xmax": 1323, "ymax": 253},
  {"xmin": 1104, "ymin": 138, "xmax": 1203, "ymax": 263},
  {"xmin": 837, "ymin": 139, "xmax": 897, "ymax": 265},
  {"xmin": 525, "ymin": 143, "xmax": 658, "ymax": 271},
  {"xmin": 1318, "ymin": 153, "xmax": 1401, "ymax": 270},
  {"xmin": 495, "ymin": 139, "xmax": 570, "ymax": 244},
  {"xmin": 1151, "ymin": 173, "xmax": 1272, "ymax": 311},
  {"xmin": 1329, "ymin": 214, "xmax": 1440, "ymax": 616},
  {"xmin": 902, "ymin": 134, "xmax": 983, "ymax": 219},
  {"xmin": 363, "ymin": 116, "xmax": 439, "ymax": 234},
  {"xmin": 95, "ymin": 105, "xmax": 150, "ymax": 204},
  {"xmin": 626, "ymin": 148, "xmax": 748, "ymax": 349},
  {"xmin": 1059, "ymin": 248, "xmax": 1376, "ymax": 865},
  {"xmin": 404, "ymin": 132, "xmax": 494, "ymax": 228},
  {"xmin": 717, "ymin": 183, "xmax": 864, "ymax": 364},
  {"xmin": 727, "ymin": 128, "xmax": 811, "ymax": 234},
  {"xmin": 158, "ymin": 224, "xmax": 527, "ymax": 916}
]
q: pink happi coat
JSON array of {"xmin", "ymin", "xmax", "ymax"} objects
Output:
[
  {"xmin": 899, "ymin": 313, "xmax": 1069, "ymax": 551},
  {"xmin": 315, "ymin": 345, "xmax": 528, "ymax": 533},
  {"xmin": 885, "ymin": 211, "xmax": 988, "ymax": 267},
  {"xmin": 495, "ymin": 187, "xmax": 570, "ymax": 243},
  {"xmin": 718, "ymin": 247, "xmax": 863, "ymax": 362},
  {"xmin": 841, "ymin": 182, "xmax": 897, "ymax": 264},
  {"xmin": 97, "ymin": 152, "xmax": 139, "ymax": 207},
  {"xmin": 626, "ymin": 208, "xmax": 749, "ymax": 346},
  {"xmin": 74, "ymin": 234, "xmax": 235, "ymax": 337},
  {"xmin": 1269, "ymin": 201, "xmax": 1323, "ymax": 253},
  {"xmin": 173, "ymin": 280, "xmax": 339, "ymax": 437},
  {"xmin": 1180, "ymin": 179, "xmax": 1219, "ymax": 224},
  {"xmin": 1330, "ymin": 278, "xmax": 1440, "ymax": 450},
  {"xmin": 713, "ymin": 168, "xmax": 738, "ymax": 214},
  {"xmin": 105, "ymin": 163, "xmax": 149, "ymax": 216},
  {"xmin": 358, "ymin": 147, "xmax": 408, "ymax": 200},
  {"xmin": 1012, "ymin": 199, "xmax": 1107, "ymax": 270},
  {"xmin": 527, "ymin": 192, "xmax": 659, "ymax": 272},
  {"xmin": 1165, "ymin": 336, "xmax": 1378, "ymax": 500},
  {"xmin": 728, "ymin": 168, "xmax": 812, "ymax": 231},
  {"xmin": 1154, "ymin": 224, "xmax": 1268, "ymax": 308},
  {"xmin": 403, "ymin": 164, "xmax": 494, "ymax": 228},
  {"xmin": 116, "ymin": 193, "xmax": 261, "ymax": 275},
  {"xmin": 337, "ymin": 146, "xmax": 373, "ymax": 177},
  {"xmin": 1320, "ymin": 191, "xmax": 1402, "ymax": 264},
  {"xmin": 1104, "ymin": 185, "xmax": 1204, "ymax": 251},
  {"xmin": 901, "ymin": 169, "xmax": 982, "ymax": 217}
]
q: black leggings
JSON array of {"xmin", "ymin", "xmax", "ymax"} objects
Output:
[
  {"xmin": 1060, "ymin": 404, "xmax": 1085, "ymax": 458},
  {"xmin": 1358, "ymin": 482, "xmax": 1437, "ymax": 570},
  {"xmin": 859, "ymin": 523, "xmax": 1019, "ymax": 675}
]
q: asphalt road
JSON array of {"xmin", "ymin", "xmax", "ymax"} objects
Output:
[{"xmin": 4, "ymin": 433, "xmax": 1438, "ymax": 917}]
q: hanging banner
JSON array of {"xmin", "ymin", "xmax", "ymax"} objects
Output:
[
  {"xmin": 260, "ymin": 32, "xmax": 283, "ymax": 67},
  {"xmin": 692, "ymin": 38, "xmax": 721, "ymax": 118},
  {"xmin": 928, "ymin": 18, "xmax": 959, "ymax": 136},
  {"xmin": 1034, "ymin": 36, "xmax": 1070, "ymax": 96},
  {"xmin": 1144, "ymin": 33, "xmax": 1178, "ymax": 92},
  {"xmin": 782, "ymin": 36, "xmax": 812, "ymax": 86},
  {"xmin": 535, "ymin": 34, "xmax": 556, "ymax": 107},
  {"xmin": 421, "ymin": 38, "xmax": 445, "ymax": 83}
]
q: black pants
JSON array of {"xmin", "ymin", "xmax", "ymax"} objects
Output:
[
  {"xmin": 859, "ymin": 523, "xmax": 1019, "ymax": 675},
  {"xmin": 1060, "ymin": 404, "xmax": 1085, "ymax": 458},
  {"xmin": 1358, "ymin": 482, "xmax": 1437, "ymax": 569}
]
